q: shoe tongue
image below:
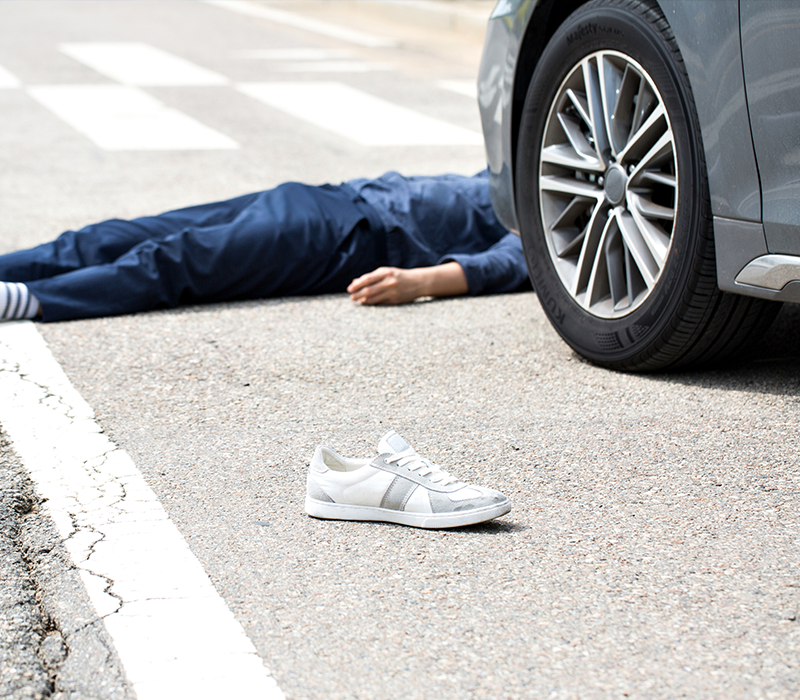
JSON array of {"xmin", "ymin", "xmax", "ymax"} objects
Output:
[{"xmin": 377, "ymin": 430, "xmax": 411, "ymax": 455}]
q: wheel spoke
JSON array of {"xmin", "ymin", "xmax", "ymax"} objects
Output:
[
  {"xmin": 549, "ymin": 205, "xmax": 586, "ymax": 259},
  {"xmin": 540, "ymin": 174, "xmax": 603, "ymax": 199},
  {"xmin": 582, "ymin": 58, "xmax": 610, "ymax": 166},
  {"xmin": 598, "ymin": 54, "xmax": 624, "ymax": 159},
  {"xmin": 565, "ymin": 88, "xmax": 592, "ymax": 129},
  {"xmin": 604, "ymin": 217, "xmax": 628, "ymax": 308},
  {"xmin": 629, "ymin": 79, "xmax": 657, "ymax": 142},
  {"xmin": 622, "ymin": 245, "xmax": 636, "ymax": 312},
  {"xmin": 610, "ymin": 64, "xmax": 643, "ymax": 155},
  {"xmin": 549, "ymin": 195, "xmax": 597, "ymax": 241},
  {"xmin": 616, "ymin": 103, "xmax": 667, "ymax": 164},
  {"xmin": 627, "ymin": 191, "xmax": 672, "ymax": 266},
  {"xmin": 619, "ymin": 105, "xmax": 672, "ymax": 162},
  {"xmin": 635, "ymin": 129, "xmax": 674, "ymax": 174},
  {"xmin": 616, "ymin": 210, "xmax": 658, "ymax": 288},
  {"xmin": 542, "ymin": 142, "xmax": 604, "ymax": 171},
  {"xmin": 629, "ymin": 190, "xmax": 674, "ymax": 221},
  {"xmin": 547, "ymin": 122, "xmax": 604, "ymax": 170},
  {"xmin": 638, "ymin": 170, "xmax": 675, "ymax": 188},
  {"xmin": 572, "ymin": 201, "xmax": 609, "ymax": 297},
  {"xmin": 584, "ymin": 214, "xmax": 616, "ymax": 309}
]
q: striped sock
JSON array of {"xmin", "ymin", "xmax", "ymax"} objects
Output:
[{"xmin": 0, "ymin": 282, "xmax": 41, "ymax": 320}]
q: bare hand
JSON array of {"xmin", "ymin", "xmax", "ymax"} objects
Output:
[
  {"xmin": 348, "ymin": 262, "xmax": 468, "ymax": 305},
  {"xmin": 347, "ymin": 267, "xmax": 425, "ymax": 305}
]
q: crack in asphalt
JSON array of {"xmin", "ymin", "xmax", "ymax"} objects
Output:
[{"xmin": 65, "ymin": 512, "xmax": 124, "ymax": 618}]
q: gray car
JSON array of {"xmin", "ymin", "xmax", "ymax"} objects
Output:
[{"xmin": 479, "ymin": 0, "xmax": 800, "ymax": 371}]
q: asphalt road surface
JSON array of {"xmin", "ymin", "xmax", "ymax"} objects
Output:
[{"xmin": 1, "ymin": 2, "xmax": 799, "ymax": 699}]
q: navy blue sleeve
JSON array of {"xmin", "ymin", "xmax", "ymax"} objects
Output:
[{"xmin": 438, "ymin": 233, "xmax": 532, "ymax": 296}]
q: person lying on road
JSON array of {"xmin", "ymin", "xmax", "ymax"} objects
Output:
[{"xmin": 0, "ymin": 169, "xmax": 530, "ymax": 322}]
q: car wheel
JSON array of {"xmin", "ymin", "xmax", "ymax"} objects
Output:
[{"xmin": 515, "ymin": 0, "xmax": 780, "ymax": 371}]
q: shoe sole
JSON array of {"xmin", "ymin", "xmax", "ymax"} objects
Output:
[{"xmin": 305, "ymin": 496, "xmax": 511, "ymax": 529}]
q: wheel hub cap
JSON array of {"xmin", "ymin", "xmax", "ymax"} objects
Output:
[{"xmin": 603, "ymin": 164, "xmax": 627, "ymax": 206}]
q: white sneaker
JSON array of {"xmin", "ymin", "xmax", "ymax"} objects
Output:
[{"xmin": 305, "ymin": 430, "xmax": 511, "ymax": 529}]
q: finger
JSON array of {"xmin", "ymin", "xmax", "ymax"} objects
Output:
[
  {"xmin": 347, "ymin": 268, "xmax": 388, "ymax": 293},
  {"xmin": 347, "ymin": 276, "xmax": 369, "ymax": 294},
  {"xmin": 350, "ymin": 269, "xmax": 399, "ymax": 298},
  {"xmin": 350, "ymin": 281, "xmax": 387, "ymax": 303},
  {"xmin": 349, "ymin": 281, "xmax": 376, "ymax": 302},
  {"xmin": 351, "ymin": 277, "xmax": 398, "ymax": 304},
  {"xmin": 357, "ymin": 287, "xmax": 395, "ymax": 305}
]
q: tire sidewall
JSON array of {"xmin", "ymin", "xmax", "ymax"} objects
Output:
[{"xmin": 516, "ymin": 0, "xmax": 709, "ymax": 367}]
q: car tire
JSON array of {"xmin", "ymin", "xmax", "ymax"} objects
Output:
[{"xmin": 515, "ymin": 0, "xmax": 780, "ymax": 371}]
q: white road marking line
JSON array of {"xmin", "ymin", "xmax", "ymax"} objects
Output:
[
  {"xmin": 233, "ymin": 48, "xmax": 355, "ymax": 61},
  {"xmin": 438, "ymin": 80, "xmax": 478, "ymax": 100},
  {"xmin": 237, "ymin": 81, "xmax": 483, "ymax": 146},
  {"xmin": 0, "ymin": 321, "xmax": 285, "ymax": 700},
  {"xmin": 27, "ymin": 85, "xmax": 239, "ymax": 151},
  {"xmin": 204, "ymin": 0, "xmax": 397, "ymax": 48},
  {"xmin": 271, "ymin": 61, "xmax": 389, "ymax": 73},
  {"xmin": 0, "ymin": 63, "xmax": 21, "ymax": 88},
  {"xmin": 233, "ymin": 48, "xmax": 383, "ymax": 73},
  {"xmin": 60, "ymin": 42, "xmax": 228, "ymax": 86}
]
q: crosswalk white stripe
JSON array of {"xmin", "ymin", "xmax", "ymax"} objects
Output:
[
  {"xmin": 0, "ymin": 322, "xmax": 285, "ymax": 700},
  {"xmin": 0, "ymin": 63, "xmax": 21, "ymax": 88},
  {"xmin": 204, "ymin": 0, "xmax": 397, "ymax": 48},
  {"xmin": 238, "ymin": 81, "xmax": 483, "ymax": 146},
  {"xmin": 60, "ymin": 42, "xmax": 228, "ymax": 86},
  {"xmin": 272, "ymin": 61, "xmax": 389, "ymax": 73},
  {"xmin": 27, "ymin": 84, "xmax": 238, "ymax": 151},
  {"xmin": 232, "ymin": 48, "xmax": 384, "ymax": 73},
  {"xmin": 233, "ymin": 48, "xmax": 355, "ymax": 61}
]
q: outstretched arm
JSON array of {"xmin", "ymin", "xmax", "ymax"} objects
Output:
[{"xmin": 348, "ymin": 261, "xmax": 469, "ymax": 305}]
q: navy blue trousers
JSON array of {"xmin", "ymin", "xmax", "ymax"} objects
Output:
[{"xmin": 0, "ymin": 183, "xmax": 386, "ymax": 321}]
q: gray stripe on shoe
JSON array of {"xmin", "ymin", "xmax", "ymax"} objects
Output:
[
  {"xmin": 307, "ymin": 479, "xmax": 334, "ymax": 503},
  {"xmin": 428, "ymin": 489, "xmax": 508, "ymax": 514},
  {"xmin": 380, "ymin": 476, "xmax": 417, "ymax": 511}
]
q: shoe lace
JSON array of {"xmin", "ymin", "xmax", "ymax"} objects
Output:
[{"xmin": 385, "ymin": 448, "xmax": 459, "ymax": 486}]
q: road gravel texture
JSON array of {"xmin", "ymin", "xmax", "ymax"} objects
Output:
[{"xmin": 39, "ymin": 294, "xmax": 800, "ymax": 700}]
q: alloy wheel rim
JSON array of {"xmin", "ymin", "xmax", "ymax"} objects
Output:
[{"xmin": 538, "ymin": 50, "xmax": 678, "ymax": 319}]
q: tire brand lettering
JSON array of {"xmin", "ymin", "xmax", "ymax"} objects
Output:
[
  {"xmin": 566, "ymin": 23, "xmax": 623, "ymax": 46},
  {"xmin": 539, "ymin": 286, "xmax": 566, "ymax": 325}
]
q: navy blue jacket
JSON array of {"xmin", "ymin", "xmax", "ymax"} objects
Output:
[{"xmin": 345, "ymin": 170, "xmax": 529, "ymax": 296}]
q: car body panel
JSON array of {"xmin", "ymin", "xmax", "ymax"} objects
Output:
[
  {"xmin": 659, "ymin": 0, "xmax": 761, "ymax": 222},
  {"xmin": 741, "ymin": 0, "xmax": 800, "ymax": 256},
  {"xmin": 478, "ymin": 0, "xmax": 538, "ymax": 233}
]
